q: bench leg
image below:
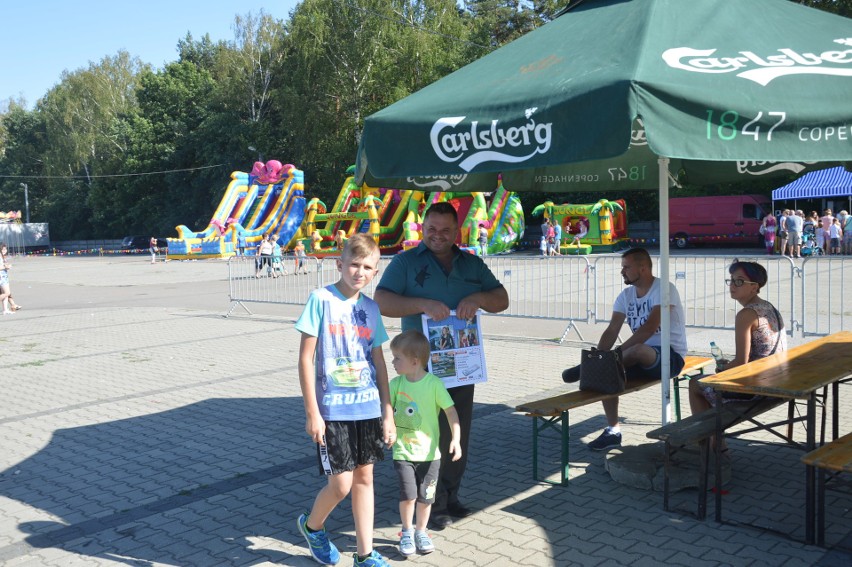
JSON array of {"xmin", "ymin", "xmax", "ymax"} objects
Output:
[
  {"xmin": 714, "ymin": 403, "xmax": 724, "ymax": 523},
  {"xmin": 663, "ymin": 442, "xmax": 671, "ymax": 512},
  {"xmin": 561, "ymin": 411, "xmax": 570, "ymax": 486},
  {"xmin": 673, "ymin": 376, "xmax": 682, "ymax": 421},
  {"xmin": 787, "ymin": 400, "xmax": 794, "ymax": 442},
  {"xmin": 698, "ymin": 438, "xmax": 709, "ymax": 520},
  {"xmin": 532, "ymin": 416, "xmax": 540, "ymax": 482},
  {"xmin": 833, "ymin": 382, "xmax": 839, "ymax": 441},
  {"xmin": 532, "ymin": 412, "xmax": 570, "ymax": 486},
  {"xmin": 817, "ymin": 467, "xmax": 825, "ymax": 547},
  {"xmin": 806, "ymin": 392, "xmax": 817, "ymax": 545},
  {"xmin": 819, "ymin": 385, "xmax": 827, "ymax": 445}
]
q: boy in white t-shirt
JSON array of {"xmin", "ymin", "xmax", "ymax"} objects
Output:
[
  {"xmin": 389, "ymin": 331, "xmax": 461, "ymax": 556},
  {"xmin": 295, "ymin": 234, "xmax": 395, "ymax": 567},
  {"xmin": 829, "ymin": 218, "xmax": 842, "ymax": 255}
]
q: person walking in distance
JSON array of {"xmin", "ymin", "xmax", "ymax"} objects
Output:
[
  {"xmin": 477, "ymin": 223, "xmax": 488, "ymax": 257},
  {"xmin": 777, "ymin": 210, "xmax": 790, "ymax": 256},
  {"xmin": 0, "ymin": 242, "xmax": 21, "ymax": 313},
  {"xmin": 786, "ymin": 210, "xmax": 803, "ymax": 258},
  {"xmin": 761, "ymin": 212, "xmax": 776, "ymax": 255},
  {"xmin": 294, "ymin": 240, "xmax": 308, "ymax": 274},
  {"xmin": 820, "ymin": 209, "xmax": 835, "ymax": 255}
]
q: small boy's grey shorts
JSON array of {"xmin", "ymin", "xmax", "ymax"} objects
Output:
[{"xmin": 394, "ymin": 459, "xmax": 440, "ymax": 503}]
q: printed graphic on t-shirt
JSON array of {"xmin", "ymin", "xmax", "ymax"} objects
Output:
[
  {"xmin": 393, "ymin": 390, "xmax": 423, "ymax": 451},
  {"xmin": 626, "ymin": 295, "xmax": 658, "ymax": 334}
]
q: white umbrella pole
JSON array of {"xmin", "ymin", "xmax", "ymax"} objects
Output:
[{"xmin": 658, "ymin": 157, "xmax": 671, "ymax": 425}]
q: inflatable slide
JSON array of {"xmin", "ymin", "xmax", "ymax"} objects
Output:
[
  {"xmin": 400, "ymin": 179, "xmax": 525, "ymax": 256},
  {"xmin": 168, "ymin": 161, "xmax": 306, "ymax": 259},
  {"xmin": 294, "ymin": 166, "xmax": 424, "ymax": 256}
]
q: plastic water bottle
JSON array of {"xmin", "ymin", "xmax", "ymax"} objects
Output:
[{"xmin": 710, "ymin": 341, "xmax": 724, "ymax": 365}]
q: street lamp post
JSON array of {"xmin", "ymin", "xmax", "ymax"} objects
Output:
[
  {"xmin": 248, "ymin": 146, "xmax": 263, "ymax": 162},
  {"xmin": 19, "ymin": 183, "xmax": 29, "ymax": 223}
]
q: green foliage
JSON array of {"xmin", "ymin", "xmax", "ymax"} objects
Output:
[
  {"xmin": 796, "ymin": 0, "xmax": 851, "ymax": 16},
  {"xmin": 281, "ymin": 0, "xmax": 472, "ymax": 201}
]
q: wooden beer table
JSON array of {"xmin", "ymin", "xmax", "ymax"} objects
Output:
[{"xmin": 697, "ymin": 331, "xmax": 852, "ymax": 544}]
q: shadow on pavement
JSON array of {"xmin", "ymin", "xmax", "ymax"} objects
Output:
[{"xmin": 0, "ymin": 397, "xmax": 321, "ymax": 565}]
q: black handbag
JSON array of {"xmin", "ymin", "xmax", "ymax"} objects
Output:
[{"xmin": 579, "ymin": 347, "xmax": 627, "ymax": 394}]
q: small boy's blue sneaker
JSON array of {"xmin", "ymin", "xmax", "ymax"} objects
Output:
[
  {"xmin": 398, "ymin": 528, "xmax": 415, "ymax": 556},
  {"xmin": 414, "ymin": 530, "xmax": 434, "ymax": 554},
  {"xmin": 297, "ymin": 513, "xmax": 340, "ymax": 565},
  {"xmin": 352, "ymin": 550, "xmax": 391, "ymax": 567}
]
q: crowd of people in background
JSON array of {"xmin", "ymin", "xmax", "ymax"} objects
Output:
[
  {"xmin": 762, "ymin": 208, "xmax": 851, "ymax": 257},
  {"xmin": 539, "ymin": 218, "xmax": 589, "ymax": 256},
  {"xmin": 246, "ymin": 231, "xmax": 357, "ymax": 277}
]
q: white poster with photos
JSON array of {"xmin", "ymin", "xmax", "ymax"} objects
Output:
[{"xmin": 421, "ymin": 310, "xmax": 487, "ymax": 388}]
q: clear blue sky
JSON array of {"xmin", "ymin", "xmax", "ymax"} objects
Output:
[{"xmin": 0, "ymin": 0, "xmax": 299, "ymax": 109}]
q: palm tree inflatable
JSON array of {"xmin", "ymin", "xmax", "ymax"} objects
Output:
[{"xmin": 590, "ymin": 199, "xmax": 624, "ymax": 245}]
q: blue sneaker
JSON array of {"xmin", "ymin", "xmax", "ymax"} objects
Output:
[
  {"xmin": 352, "ymin": 550, "xmax": 391, "ymax": 567},
  {"xmin": 398, "ymin": 528, "xmax": 415, "ymax": 556},
  {"xmin": 297, "ymin": 513, "xmax": 340, "ymax": 565},
  {"xmin": 588, "ymin": 430, "xmax": 622, "ymax": 451},
  {"xmin": 414, "ymin": 530, "xmax": 435, "ymax": 554}
]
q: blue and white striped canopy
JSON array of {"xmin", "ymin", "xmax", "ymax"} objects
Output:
[{"xmin": 773, "ymin": 167, "xmax": 852, "ymax": 201}]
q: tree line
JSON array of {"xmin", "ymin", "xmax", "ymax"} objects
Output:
[{"xmin": 0, "ymin": 0, "xmax": 847, "ymax": 240}]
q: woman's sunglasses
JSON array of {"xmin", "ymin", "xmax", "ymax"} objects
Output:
[{"xmin": 726, "ymin": 278, "xmax": 759, "ymax": 287}]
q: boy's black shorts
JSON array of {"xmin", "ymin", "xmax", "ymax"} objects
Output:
[{"xmin": 317, "ymin": 417, "xmax": 385, "ymax": 476}]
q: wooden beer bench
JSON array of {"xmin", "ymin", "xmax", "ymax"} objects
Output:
[
  {"xmin": 646, "ymin": 396, "xmax": 789, "ymax": 518},
  {"xmin": 801, "ymin": 432, "xmax": 852, "ymax": 546},
  {"xmin": 516, "ymin": 355, "xmax": 713, "ymax": 485}
]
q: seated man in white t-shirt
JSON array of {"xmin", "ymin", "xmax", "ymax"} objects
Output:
[{"xmin": 561, "ymin": 247, "xmax": 687, "ymax": 450}]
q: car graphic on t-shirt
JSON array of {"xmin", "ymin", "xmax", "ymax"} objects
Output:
[{"xmin": 322, "ymin": 357, "xmax": 371, "ymax": 390}]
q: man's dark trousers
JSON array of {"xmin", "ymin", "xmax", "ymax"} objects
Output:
[{"xmin": 434, "ymin": 384, "xmax": 474, "ymax": 511}]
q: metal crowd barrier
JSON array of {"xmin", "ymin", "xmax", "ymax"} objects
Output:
[
  {"xmin": 226, "ymin": 252, "xmax": 851, "ymax": 338},
  {"xmin": 479, "ymin": 256, "xmax": 593, "ymax": 340},
  {"xmin": 798, "ymin": 256, "xmax": 851, "ymax": 336},
  {"xmin": 226, "ymin": 255, "xmax": 320, "ymax": 316},
  {"xmin": 225, "ymin": 255, "xmax": 394, "ymax": 316}
]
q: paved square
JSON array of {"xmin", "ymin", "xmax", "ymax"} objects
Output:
[{"xmin": 0, "ymin": 255, "xmax": 849, "ymax": 566}]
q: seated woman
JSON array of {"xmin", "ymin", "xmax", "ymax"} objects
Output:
[{"xmin": 688, "ymin": 261, "xmax": 787, "ymax": 447}]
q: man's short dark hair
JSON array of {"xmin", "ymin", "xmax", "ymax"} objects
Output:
[
  {"xmin": 424, "ymin": 201, "xmax": 458, "ymax": 224},
  {"xmin": 622, "ymin": 247, "xmax": 652, "ymax": 267}
]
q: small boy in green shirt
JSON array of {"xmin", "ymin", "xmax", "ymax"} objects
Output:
[{"xmin": 388, "ymin": 330, "xmax": 461, "ymax": 556}]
